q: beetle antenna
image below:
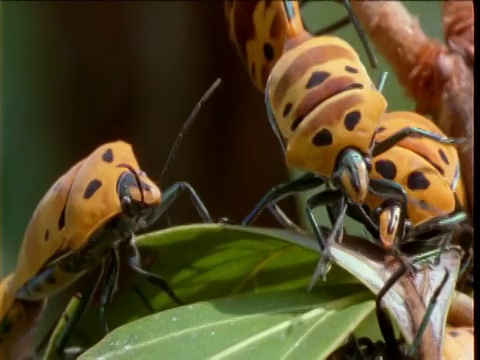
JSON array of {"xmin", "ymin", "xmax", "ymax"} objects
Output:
[
  {"xmin": 341, "ymin": 0, "xmax": 378, "ymax": 68},
  {"xmin": 159, "ymin": 78, "xmax": 222, "ymax": 185},
  {"xmin": 301, "ymin": 0, "xmax": 378, "ymax": 68}
]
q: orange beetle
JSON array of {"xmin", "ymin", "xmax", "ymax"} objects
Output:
[
  {"xmin": 234, "ymin": 1, "xmax": 469, "ymax": 278},
  {"xmin": 0, "ymin": 79, "xmax": 222, "ymax": 358}
]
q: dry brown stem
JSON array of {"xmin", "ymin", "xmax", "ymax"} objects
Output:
[
  {"xmin": 351, "ymin": 1, "xmax": 474, "ymax": 216},
  {"xmin": 442, "ymin": 0, "xmax": 474, "ymax": 65}
]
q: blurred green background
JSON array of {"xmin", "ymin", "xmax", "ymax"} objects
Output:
[{"xmin": 1, "ymin": 1, "xmax": 443, "ymax": 275}]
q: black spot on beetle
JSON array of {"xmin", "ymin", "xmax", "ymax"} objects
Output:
[
  {"xmin": 407, "ymin": 171, "xmax": 430, "ymax": 190},
  {"xmin": 438, "ymin": 148, "xmax": 450, "ymax": 165},
  {"xmin": 375, "ymin": 160, "xmax": 397, "ymax": 180},
  {"xmin": 291, "ymin": 117, "xmax": 304, "ymax": 132},
  {"xmin": 449, "ymin": 330, "xmax": 459, "ymax": 337},
  {"xmin": 102, "ymin": 148, "xmax": 114, "ymax": 163},
  {"xmin": 312, "ymin": 129, "xmax": 333, "ymax": 146},
  {"xmin": 305, "ymin": 71, "xmax": 330, "ymax": 89},
  {"xmin": 58, "ymin": 186, "xmax": 74, "ymax": 230},
  {"xmin": 344, "ymin": 111, "xmax": 361, "ymax": 131},
  {"xmin": 345, "ymin": 66, "xmax": 359, "ymax": 73},
  {"xmin": 83, "ymin": 179, "xmax": 103, "ymax": 199},
  {"xmin": 263, "ymin": 42, "xmax": 274, "ymax": 61},
  {"xmin": 376, "ymin": 126, "xmax": 386, "ymax": 134},
  {"xmin": 283, "ymin": 102, "xmax": 293, "ymax": 117},
  {"xmin": 44, "ymin": 230, "xmax": 49, "ymax": 242},
  {"xmin": 58, "ymin": 205, "xmax": 66, "ymax": 230}
]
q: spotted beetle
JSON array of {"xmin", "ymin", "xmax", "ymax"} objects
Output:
[
  {"xmin": 226, "ymin": 0, "xmax": 469, "ymax": 281},
  {"xmin": 0, "ymin": 79, "xmax": 222, "ymax": 358}
]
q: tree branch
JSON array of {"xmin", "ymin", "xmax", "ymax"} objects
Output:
[{"xmin": 350, "ymin": 1, "xmax": 474, "ymax": 216}]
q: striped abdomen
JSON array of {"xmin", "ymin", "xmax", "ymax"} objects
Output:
[
  {"xmin": 266, "ymin": 35, "xmax": 387, "ymax": 178},
  {"xmin": 225, "ymin": 0, "xmax": 306, "ymax": 91}
]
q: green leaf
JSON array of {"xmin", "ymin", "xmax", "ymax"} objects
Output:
[
  {"xmin": 70, "ymin": 224, "xmax": 359, "ymax": 348},
  {"xmin": 79, "ymin": 288, "xmax": 375, "ymax": 360}
]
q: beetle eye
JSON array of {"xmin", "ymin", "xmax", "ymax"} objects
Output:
[{"xmin": 117, "ymin": 171, "xmax": 145, "ymax": 204}]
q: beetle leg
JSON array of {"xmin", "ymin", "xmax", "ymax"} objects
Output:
[
  {"xmin": 242, "ymin": 172, "xmax": 326, "ymax": 225},
  {"xmin": 407, "ymin": 268, "xmax": 449, "ymax": 357},
  {"xmin": 456, "ymin": 234, "xmax": 474, "ymax": 291},
  {"xmin": 372, "ymin": 127, "xmax": 467, "ymax": 157},
  {"xmin": 306, "ymin": 193, "xmax": 346, "ymax": 288},
  {"xmin": 267, "ymin": 203, "xmax": 307, "ymax": 234},
  {"xmin": 406, "ymin": 212, "xmax": 470, "ymax": 239},
  {"xmin": 376, "ymin": 262, "xmax": 406, "ymax": 359},
  {"xmin": 44, "ymin": 266, "xmax": 103, "ymax": 358},
  {"xmin": 140, "ymin": 182, "xmax": 213, "ymax": 229},
  {"xmin": 128, "ymin": 237, "xmax": 183, "ymax": 306},
  {"xmin": 325, "ymin": 186, "xmax": 380, "ymax": 241},
  {"xmin": 99, "ymin": 248, "xmax": 120, "ymax": 335},
  {"xmin": 406, "ymin": 211, "xmax": 471, "ymax": 266},
  {"xmin": 344, "ymin": 203, "xmax": 380, "ymax": 240}
]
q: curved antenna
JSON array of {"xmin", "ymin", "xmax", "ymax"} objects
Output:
[
  {"xmin": 159, "ymin": 78, "xmax": 222, "ymax": 184},
  {"xmin": 313, "ymin": 15, "xmax": 351, "ymax": 36},
  {"xmin": 301, "ymin": 0, "xmax": 378, "ymax": 69},
  {"xmin": 342, "ymin": 0, "xmax": 378, "ymax": 68}
]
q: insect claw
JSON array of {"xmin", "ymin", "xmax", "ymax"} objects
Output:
[
  {"xmin": 308, "ymin": 252, "xmax": 333, "ymax": 292},
  {"xmin": 217, "ymin": 216, "xmax": 237, "ymax": 225}
]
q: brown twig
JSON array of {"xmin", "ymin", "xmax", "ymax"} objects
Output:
[
  {"xmin": 442, "ymin": 0, "xmax": 474, "ymax": 66},
  {"xmin": 350, "ymin": 1, "xmax": 474, "ymax": 216}
]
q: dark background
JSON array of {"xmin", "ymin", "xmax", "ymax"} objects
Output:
[{"xmin": 1, "ymin": 2, "xmax": 442, "ymax": 274}]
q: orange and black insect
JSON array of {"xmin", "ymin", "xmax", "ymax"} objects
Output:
[
  {"xmin": 224, "ymin": 0, "xmax": 306, "ymax": 91},
  {"xmin": 0, "ymin": 79, "xmax": 222, "ymax": 358},
  {"xmin": 224, "ymin": 0, "xmax": 377, "ymax": 93},
  {"xmin": 226, "ymin": 2, "xmax": 472, "ymax": 357},
  {"xmin": 234, "ymin": 1, "xmax": 469, "ymax": 281}
]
